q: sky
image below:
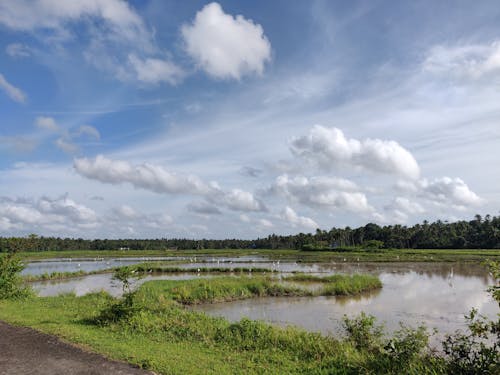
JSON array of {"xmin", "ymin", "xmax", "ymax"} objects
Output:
[{"xmin": 0, "ymin": 0, "xmax": 499, "ymax": 239}]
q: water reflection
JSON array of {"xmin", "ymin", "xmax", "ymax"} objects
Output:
[{"xmin": 195, "ymin": 269, "xmax": 496, "ymax": 339}]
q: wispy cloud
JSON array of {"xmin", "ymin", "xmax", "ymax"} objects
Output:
[{"xmin": 0, "ymin": 73, "xmax": 26, "ymax": 103}]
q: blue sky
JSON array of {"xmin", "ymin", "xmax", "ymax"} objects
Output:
[{"xmin": 0, "ymin": 0, "xmax": 499, "ymax": 238}]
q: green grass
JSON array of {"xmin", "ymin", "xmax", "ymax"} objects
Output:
[
  {"xmin": 284, "ymin": 274, "xmax": 383, "ymax": 295},
  {"xmin": 16, "ymin": 248, "xmax": 500, "ymax": 262},
  {"xmin": 131, "ymin": 264, "xmax": 274, "ymax": 274},
  {"xmin": 22, "ymin": 265, "xmax": 275, "ymax": 283},
  {"xmin": 0, "ymin": 274, "xmax": 447, "ymax": 374},
  {"xmin": 22, "ymin": 269, "xmax": 110, "ymax": 282},
  {"xmin": 136, "ymin": 274, "xmax": 381, "ymax": 305}
]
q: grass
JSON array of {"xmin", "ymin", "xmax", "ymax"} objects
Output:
[
  {"xmin": 0, "ymin": 274, "xmax": 446, "ymax": 374},
  {"xmin": 131, "ymin": 263, "xmax": 274, "ymax": 274},
  {"xmin": 134, "ymin": 274, "xmax": 381, "ymax": 305},
  {"xmin": 22, "ymin": 269, "xmax": 109, "ymax": 282},
  {"xmin": 21, "ymin": 265, "xmax": 275, "ymax": 283},
  {"xmin": 15, "ymin": 248, "xmax": 500, "ymax": 263},
  {"xmin": 284, "ymin": 274, "xmax": 383, "ymax": 295}
]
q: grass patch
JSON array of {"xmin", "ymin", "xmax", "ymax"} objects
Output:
[
  {"xmin": 22, "ymin": 269, "xmax": 110, "ymax": 282},
  {"xmin": 131, "ymin": 263, "xmax": 274, "ymax": 275},
  {"xmin": 133, "ymin": 274, "xmax": 382, "ymax": 305},
  {"xmin": 16, "ymin": 248, "xmax": 500, "ymax": 263},
  {"xmin": 284, "ymin": 273, "xmax": 383, "ymax": 295}
]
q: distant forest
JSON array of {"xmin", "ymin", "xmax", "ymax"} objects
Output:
[{"xmin": 1, "ymin": 214, "xmax": 500, "ymax": 252}]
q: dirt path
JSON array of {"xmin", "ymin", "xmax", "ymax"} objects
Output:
[{"xmin": 0, "ymin": 321, "xmax": 154, "ymax": 375}]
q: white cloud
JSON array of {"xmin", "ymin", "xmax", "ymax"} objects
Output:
[
  {"xmin": 128, "ymin": 54, "xmax": 184, "ymax": 85},
  {"xmin": 0, "ymin": 1, "xmax": 188, "ymax": 87},
  {"xmin": 281, "ymin": 206, "xmax": 318, "ymax": 230},
  {"xmin": 55, "ymin": 137, "xmax": 78, "ymax": 154},
  {"xmin": 74, "ymin": 155, "xmax": 266, "ymax": 212},
  {"xmin": 0, "ymin": 0, "xmax": 148, "ymax": 44},
  {"xmin": 74, "ymin": 155, "xmax": 212, "ymax": 195},
  {"xmin": 290, "ymin": 126, "xmax": 420, "ymax": 180},
  {"xmin": 212, "ymin": 188, "xmax": 266, "ymax": 212},
  {"xmin": 0, "ymin": 195, "xmax": 98, "ymax": 232},
  {"xmin": 181, "ymin": 2, "xmax": 271, "ymax": 79},
  {"xmin": 112, "ymin": 204, "xmax": 138, "ymax": 219},
  {"xmin": 423, "ymin": 40, "xmax": 500, "ymax": 80},
  {"xmin": 35, "ymin": 116, "xmax": 60, "ymax": 132},
  {"xmin": 187, "ymin": 201, "xmax": 222, "ymax": 215},
  {"xmin": 0, "ymin": 73, "xmax": 26, "ymax": 103},
  {"xmin": 74, "ymin": 125, "xmax": 100, "ymax": 140},
  {"xmin": 419, "ymin": 177, "xmax": 483, "ymax": 209},
  {"xmin": 271, "ymin": 174, "xmax": 373, "ymax": 213},
  {"xmin": 258, "ymin": 218, "xmax": 273, "ymax": 228},
  {"xmin": 387, "ymin": 197, "xmax": 425, "ymax": 215},
  {"xmin": 239, "ymin": 214, "xmax": 250, "ymax": 223},
  {"xmin": 5, "ymin": 43, "xmax": 31, "ymax": 58}
]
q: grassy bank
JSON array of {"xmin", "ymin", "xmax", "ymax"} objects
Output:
[
  {"xmin": 22, "ymin": 264, "xmax": 276, "ymax": 283},
  {"xmin": 16, "ymin": 248, "xmax": 500, "ymax": 262},
  {"xmin": 138, "ymin": 274, "xmax": 381, "ymax": 305},
  {"xmin": 0, "ymin": 274, "xmax": 447, "ymax": 374}
]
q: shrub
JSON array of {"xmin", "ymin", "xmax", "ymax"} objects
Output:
[{"xmin": 0, "ymin": 253, "xmax": 31, "ymax": 299}]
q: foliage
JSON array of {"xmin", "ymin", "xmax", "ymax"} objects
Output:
[
  {"xmin": 0, "ymin": 253, "xmax": 31, "ymax": 299},
  {"xmin": 3, "ymin": 214, "xmax": 500, "ymax": 252}
]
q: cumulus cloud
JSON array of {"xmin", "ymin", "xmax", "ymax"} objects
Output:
[
  {"xmin": 74, "ymin": 155, "xmax": 212, "ymax": 195},
  {"xmin": 0, "ymin": 73, "xmax": 26, "ymax": 103},
  {"xmin": 419, "ymin": 177, "xmax": 483, "ymax": 209},
  {"xmin": 212, "ymin": 188, "xmax": 266, "ymax": 212},
  {"xmin": 290, "ymin": 126, "xmax": 420, "ymax": 180},
  {"xmin": 423, "ymin": 40, "xmax": 500, "ymax": 80},
  {"xmin": 128, "ymin": 54, "xmax": 184, "ymax": 85},
  {"xmin": 5, "ymin": 43, "xmax": 31, "ymax": 58},
  {"xmin": 384, "ymin": 197, "xmax": 425, "ymax": 223},
  {"xmin": 181, "ymin": 2, "xmax": 271, "ymax": 79},
  {"xmin": 271, "ymin": 174, "xmax": 373, "ymax": 213},
  {"xmin": 281, "ymin": 206, "xmax": 318, "ymax": 230},
  {"xmin": 74, "ymin": 155, "xmax": 266, "ymax": 213},
  {"xmin": 0, "ymin": 195, "xmax": 98, "ymax": 232},
  {"xmin": 387, "ymin": 197, "xmax": 425, "ymax": 215},
  {"xmin": 35, "ymin": 116, "xmax": 60, "ymax": 132}
]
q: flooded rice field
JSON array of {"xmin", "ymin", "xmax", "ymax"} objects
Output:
[{"xmin": 26, "ymin": 255, "xmax": 497, "ymax": 339}]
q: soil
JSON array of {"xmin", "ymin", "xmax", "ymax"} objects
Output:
[{"xmin": 0, "ymin": 321, "xmax": 154, "ymax": 375}]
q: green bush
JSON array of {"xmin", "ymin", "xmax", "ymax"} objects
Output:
[{"xmin": 0, "ymin": 253, "xmax": 31, "ymax": 299}]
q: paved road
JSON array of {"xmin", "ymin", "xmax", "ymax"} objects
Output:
[{"xmin": 0, "ymin": 321, "xmax": 154, "ymax": 375}]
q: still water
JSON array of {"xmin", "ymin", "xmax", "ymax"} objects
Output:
[
  {"xmin": 195, "ymin": 262, "xmax": 497, "ymax": 339},
  {"xmin": 26, "ymin": 257, "xmax": 497, "ymax": 339}
]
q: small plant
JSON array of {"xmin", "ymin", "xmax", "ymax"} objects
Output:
[
  {"xmin": 342, "ymin": 312, "xmax": 384, "ymax": 352},
  {"xmin": 95, "ymin": 266, "xmax": 144, "ymax": 324},
  {"xmin": 0, "ymin": 253, "xmax": 31, "ymax": 299}
]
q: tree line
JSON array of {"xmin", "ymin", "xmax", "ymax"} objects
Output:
[{"xmin": 1, "ymin": 214, "xmax": 500, "ymax": 252}]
